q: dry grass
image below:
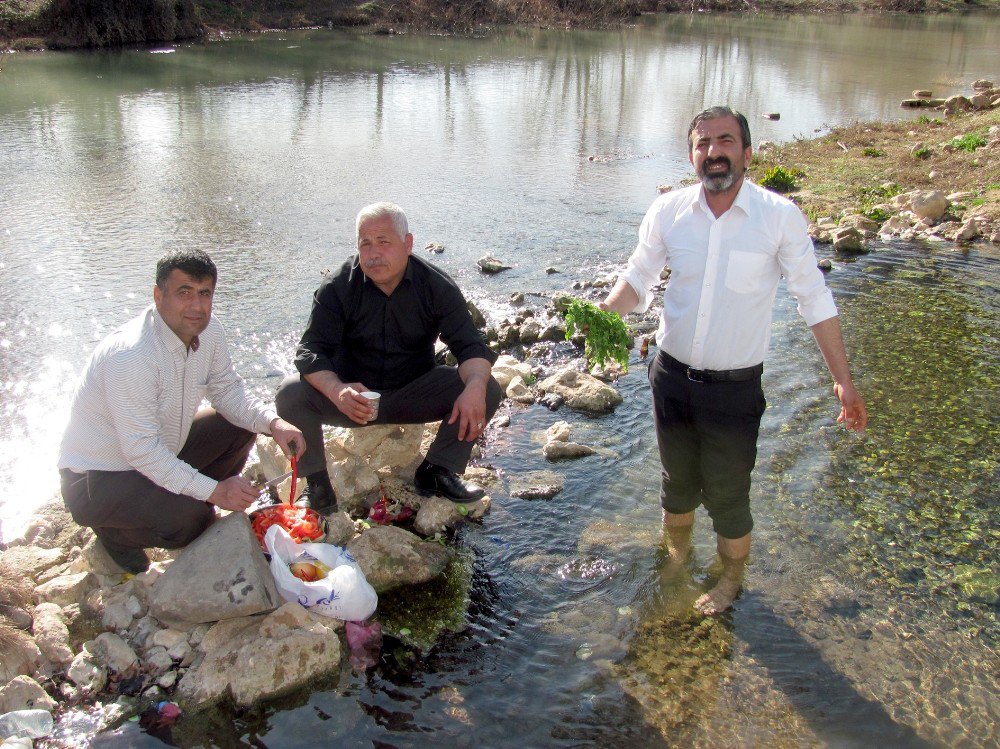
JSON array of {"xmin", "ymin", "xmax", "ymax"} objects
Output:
[{"xmin": 749, "ymin": 108, "xmax": 1000, "ymax": 225}]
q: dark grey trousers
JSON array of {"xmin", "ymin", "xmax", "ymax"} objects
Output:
[
  {"xmin": 275, "ymin": 366, "xmax": 504, "ymax": 476},
  {"xmin": 60, "ymin": 409, "xmax": 256, "ymax": 552}
]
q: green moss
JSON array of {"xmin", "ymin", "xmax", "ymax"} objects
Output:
[{"xmin": 376, "ymin": 550, "xmax": 473, "ymax": 650}]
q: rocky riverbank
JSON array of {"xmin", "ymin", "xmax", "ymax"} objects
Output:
[{"xmin": 747, "ymin": 82, "xmax": 1000, "ymax": 252}]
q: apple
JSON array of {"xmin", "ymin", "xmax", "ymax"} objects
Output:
[{"xmin": 289, "ymin": 562, "xmax": 320, "ymax": 582}]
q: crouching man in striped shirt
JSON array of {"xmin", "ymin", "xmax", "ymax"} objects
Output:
[{"xmin": 57, "ymin": 250, "xmax": 305, "ymax": 574}]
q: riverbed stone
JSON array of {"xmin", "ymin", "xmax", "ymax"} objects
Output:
[
  {"xmin": 831, "ymin": 226, "xmax": 866, "ymax": 253},
  {"xmin": 149, "ymin": 512, "xmax": 279, "ymax": 624},
  {"xmin": 509, "ymin": 470, "xmax": 565, "ymax": 500},
  {"xmin": 506, "ymin": 375, "xmax": 537, "ymax": 404},
  {"xmin": 953, "ymin": 217, "xmax": 980, "ymax": 241},
  {"xmin": 0, "ymin": 675, "xmax": 57, "ymax": 714},
  {"xmin": 543, "ymin": 441, "xmax": 596, "ymax": 461},
  {"xmin": 520, "ymin": 319, "xmax": 543, "ymax": 345},
  {"xmin": 546, "ymin": 420, "xmax": 572, "ymax": 442},
  {"xmin": 538, "ymin": 368, "xmax": 622, "ymax": 414},
  {"xmin": 839, "ymin": 214, "xmax": 880, "ymax": 233},
  {"xmin": 492, "ymin": 355, "xmax": 533, "ymax": 390},
  {"xmin": 347, "ymin": 525, "xmax": 454, "ymax": 594},
  {"xmin": 66, "ymin": 650, "xmax": 106, "ymax": 694},
  {"xmin": 477, "ymin": 255, "xmax": 511, "ymax": 273},
  {"xmin": 31, "ymin": 603, "xmax": 73, "ymax": 666}
]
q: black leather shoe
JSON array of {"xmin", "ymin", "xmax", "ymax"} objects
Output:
[
  {"xmin": 97, "ymin": 539, "xmax": 150, "ymax": 575},
  {"xmin": 414, "ymin": 460, "xmax": 485, "ymax": 502},
  {"xmin": 295, "ymin": 472, "xmax": 338, "ymax": 514}
]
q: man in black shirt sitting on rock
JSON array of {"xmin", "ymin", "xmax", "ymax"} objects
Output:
[{"xmin": 276, "ymin": 202, "xmax": 503, "ymax": 512}]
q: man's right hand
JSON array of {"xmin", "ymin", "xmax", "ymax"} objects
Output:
[
  {"xmin": 331, "ymin": 381, "xmax": 376, "ymax": 425},
  {"xmin": 208, "ymin": 476, "xmax": 259, "ymax": 512}
]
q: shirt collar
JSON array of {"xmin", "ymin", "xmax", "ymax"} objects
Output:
[
  {"xmin": 151, "ymin": 306, "xmax": 199, "ymax": 353},
  {"xmin": 695, "ymin": 178, "xmax": 755, "ymax": 220}
]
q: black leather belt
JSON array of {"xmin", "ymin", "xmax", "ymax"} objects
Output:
[{"xmin": 659, "ymin": 351, "xmax": 762, "ymax": 383}]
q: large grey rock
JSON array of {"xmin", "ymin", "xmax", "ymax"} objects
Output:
[
  {"xmin": 347, "ymin": 525, "xmax": 454, "ymax": 594},
  {"xmin": 149, "ymin": 513, "xmax": 279, "ymax": 624},
  {"xmin": 538, "ymin": 369, "xmax": 623, "ymax": 414},
  {"xmin": 909, "ymin": 190, "xmax": 948, "ymax": 222},
  {"xmin": 0, "ymin": 676, "xmax": 57, "ymax": 713},
  {"xmin": 175, "ymin": 603, "xmax": 342, "ymax": 710},
  {"xmin": 31, "ymin": 603, "xmax": 73, "ymax": 666}
]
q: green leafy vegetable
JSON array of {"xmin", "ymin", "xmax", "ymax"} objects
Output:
[{"xmin": 563, "ymin": 298, "xmax": 631, "ymax": 372}]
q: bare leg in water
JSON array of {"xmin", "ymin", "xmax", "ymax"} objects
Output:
[
  {"xmin": 694, "ymin": 532, "xmax": 750, "ymax": 615},
  {"xmin": 663, "ymin": 510, "xmax": 694, "ymax": 567}
]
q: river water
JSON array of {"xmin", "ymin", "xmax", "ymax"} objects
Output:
[{"xmin": 1, "ymin": 11, "xmax": 998, "ymax": 748}]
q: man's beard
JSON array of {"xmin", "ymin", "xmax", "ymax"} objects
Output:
[{"xmin": 699, "ymin": 157, "xmax": 738, "ymax": 193}]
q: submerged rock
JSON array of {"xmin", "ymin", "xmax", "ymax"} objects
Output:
[
  {"xmin": 538, "ymin": 368, "xmax": 622, "ymax": 414},
  {"xmin": 477, "ymin": 255, "xmax": 512, "ymax": 274}
]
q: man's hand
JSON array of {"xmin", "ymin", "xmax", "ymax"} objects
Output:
[
  {"xmin": 208, "ymin": 476, "xmax": 259, "ymax": 512},
  {"xmin": 450, "ymin": 358, "xmax": 492, "ymax": 441},
  {"xmin": 834, "ymin": 382, "xmax": 868, "ymax": 433},
  {"xmin": 332, "ymin": 381, "xmax": 376, "ymax": 425},
  {"xmin": 269, "ymin": 417, "xmax": 306, "ymax": 458}
]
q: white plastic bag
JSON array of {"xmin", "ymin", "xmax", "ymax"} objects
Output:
[{"xmin": 265, "ymin": 525, "xmax": 378, "ymax": 621}]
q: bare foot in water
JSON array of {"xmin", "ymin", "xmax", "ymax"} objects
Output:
[{"xmin": 694, "ymin": 576, "xmax": 742, "ymax": 616}]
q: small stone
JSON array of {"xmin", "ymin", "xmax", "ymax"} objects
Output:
[{"xmin": 817, "ymin": 258, "xmax": 833, "ymax": 272}]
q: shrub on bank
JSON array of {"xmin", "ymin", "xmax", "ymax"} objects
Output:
[{"xmin": 43, "ymin": 0, "xmax": 202, "ymax": 48}]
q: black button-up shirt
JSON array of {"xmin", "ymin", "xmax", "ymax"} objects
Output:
[{"xmin": 294, "ymin": 254, "xmax": 496, "ymax": 391}]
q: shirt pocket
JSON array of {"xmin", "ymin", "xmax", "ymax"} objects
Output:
[{"xmin": 724, "ymin": 250, "xmax": 771, "ymax": 294}]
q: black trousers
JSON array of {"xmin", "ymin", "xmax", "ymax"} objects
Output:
[
  {"xmin": 60, "ymin": 409, "xmax": 256, "ymax": 552},
  {"xmin": 648, "ymin": 351, "xmax": 766, "ymax": 539},
  {"xmin": 275, "ymin": 366, "xmax": 504, "ymax": 476}
]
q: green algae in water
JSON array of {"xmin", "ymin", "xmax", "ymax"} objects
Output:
[
  {"xmin": 809, "ymin": 254, "xmax": 999, "ymax": 638},
  {"xmin": 377, "ymin": 550, "xmax": 474, "ymax": 651}
]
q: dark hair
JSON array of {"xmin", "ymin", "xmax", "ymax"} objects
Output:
[
  {"xmin": 687, "ymin": 106, "xmax": 752, "ymax": 150},
  {"xmin": 155, "ymin": 249, "xmax": 217, "ymax": 289}
]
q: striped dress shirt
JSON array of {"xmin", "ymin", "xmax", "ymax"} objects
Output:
[{"xmin": 58, "ymin": 306, "xmax": 276, "ymax": 502}]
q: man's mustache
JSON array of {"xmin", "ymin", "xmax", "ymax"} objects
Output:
[
  {"xmin": 702, "ymin": 157, "xmax": 732, "ymax": 171},
  {"xmin": 364, "ymin": 259, "xmax": 387, "ymax": 269}
]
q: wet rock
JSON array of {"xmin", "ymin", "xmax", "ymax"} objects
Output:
[
  {"xmin": 943, "ymin": 94, "xmax": 972, "ymax": 113},
  {"xmin": 543, "ymin": 441, "xmax": 596, "ymax": 461},
  {"xmin": 539, "ymin": 392, "xmax": 564, "ymax": 411},
  {"xmin": 149, "ymin": 513, "xmax": 279, "ymax": 625},
  {"xmin": 424, "ymin": 242, "xmax": 444, "ymax": 253},
  {"xmin": 831, "ymin": 227, "xmax": 867, "ymax": 254},
  {"xmin": 347, "ymin": 525, "xmax": 454, "ymax": 594},
  {"xmin": 509, "ymin": 471, "xmax": 565, "ymax": 500},
  {"xmin": 817, "ymin": 258, "xmax": 833, "ymax": 272},
  {"xmin": 546, "ymin": 420, "xmax": 572, "ymax": 442},
  {"xmin": 519, "ymin": 319, "xmax": 542, "ymax": 345},
  {"xmin": 0, "ymin": 675, "xmax": 57, "ymax": 714},
  {"xmin": 506, "ymin": 376, "xmax": 537, "ymax": 404},
  {"xmin": 0, "ymin": 710, "xmax": 53, "ymax": 741},
  {"xmin": 31, "ymin": 603, "xmax": 73, "ymax": 666},
  {"xmin": 545, "ymin": 266, "xmax": 559, "ymax": 274},
  {"xmin": 491, "ymin": 354, "xmax": 532, "ymax": 391},
  {"xmin": 477, "ymin": 255, "xmax": 511, "ymax": 274},
  {"xmin": 510, "ymin": 292, "xmax": 524, "ymax": 305},
  {"xmin": 539, "ymin": 323, "xmax": 565, "ymax": 342},
  {"xmin": 466, "ymin": 299, "xmax": 486, "ymax": 328},
  {"xmin": 912, "ymin": 89, "xmax": 932, "ymax": 98},
  {"xmin": 495, "ymin": 322, "xmax": 520, "ymax": 349},
  {"xmin": 879, "ymin": 214, "xmax": 915, "ymax": 236},
  {"xmin": 838, "ymin": 214, "xmax": 881, "ymax": 234},
  {"xmin": 538, "ymin": 368, "xmax": 623, "ymax": 414}
]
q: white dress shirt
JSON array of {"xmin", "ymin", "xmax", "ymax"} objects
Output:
[
  {"xmin": 58, "ymin": 306, "xmax": 277, "ymax": 502},
  {"xmin": 620, "ymin": 179, "xmax": 838, "ymax": 371}
]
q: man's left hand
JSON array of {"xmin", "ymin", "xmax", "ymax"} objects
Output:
[
  {"xmin": 448, "ymin": 382, "xmax": 487, "ymax": 442},
  {"xmin": 834, "ymin": 383, "xmax": 868, "ymax": 433},
  {"xmin": 270, "ymin": 417, "xmax": 306, "ymax": 457}
]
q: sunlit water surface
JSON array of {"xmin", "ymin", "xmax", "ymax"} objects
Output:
[{"xmin": 1, "ymin": 12, "xmax": 997, "ymax": 748}]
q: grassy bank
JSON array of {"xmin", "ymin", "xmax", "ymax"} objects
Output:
[
  {"xmin": 748, "ymin": 107, "xmax": 1000, "ymax": 229},
  {"xmin": 3, "ymin": 0, "xmax": 1000, "ymax": 48}
]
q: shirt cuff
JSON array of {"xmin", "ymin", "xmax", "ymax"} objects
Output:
[
  {"xmin": 253, "ymin": 408, "xmax": 279, "ymax": 435},
  {"xmin": 188, "ymin": 473, "xmax": 219, "ymax": 503}
]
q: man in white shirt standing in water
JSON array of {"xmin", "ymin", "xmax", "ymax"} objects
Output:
[{"xmin": 599, "ymin": 106, "xmax": 868, "ymax": 615}]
